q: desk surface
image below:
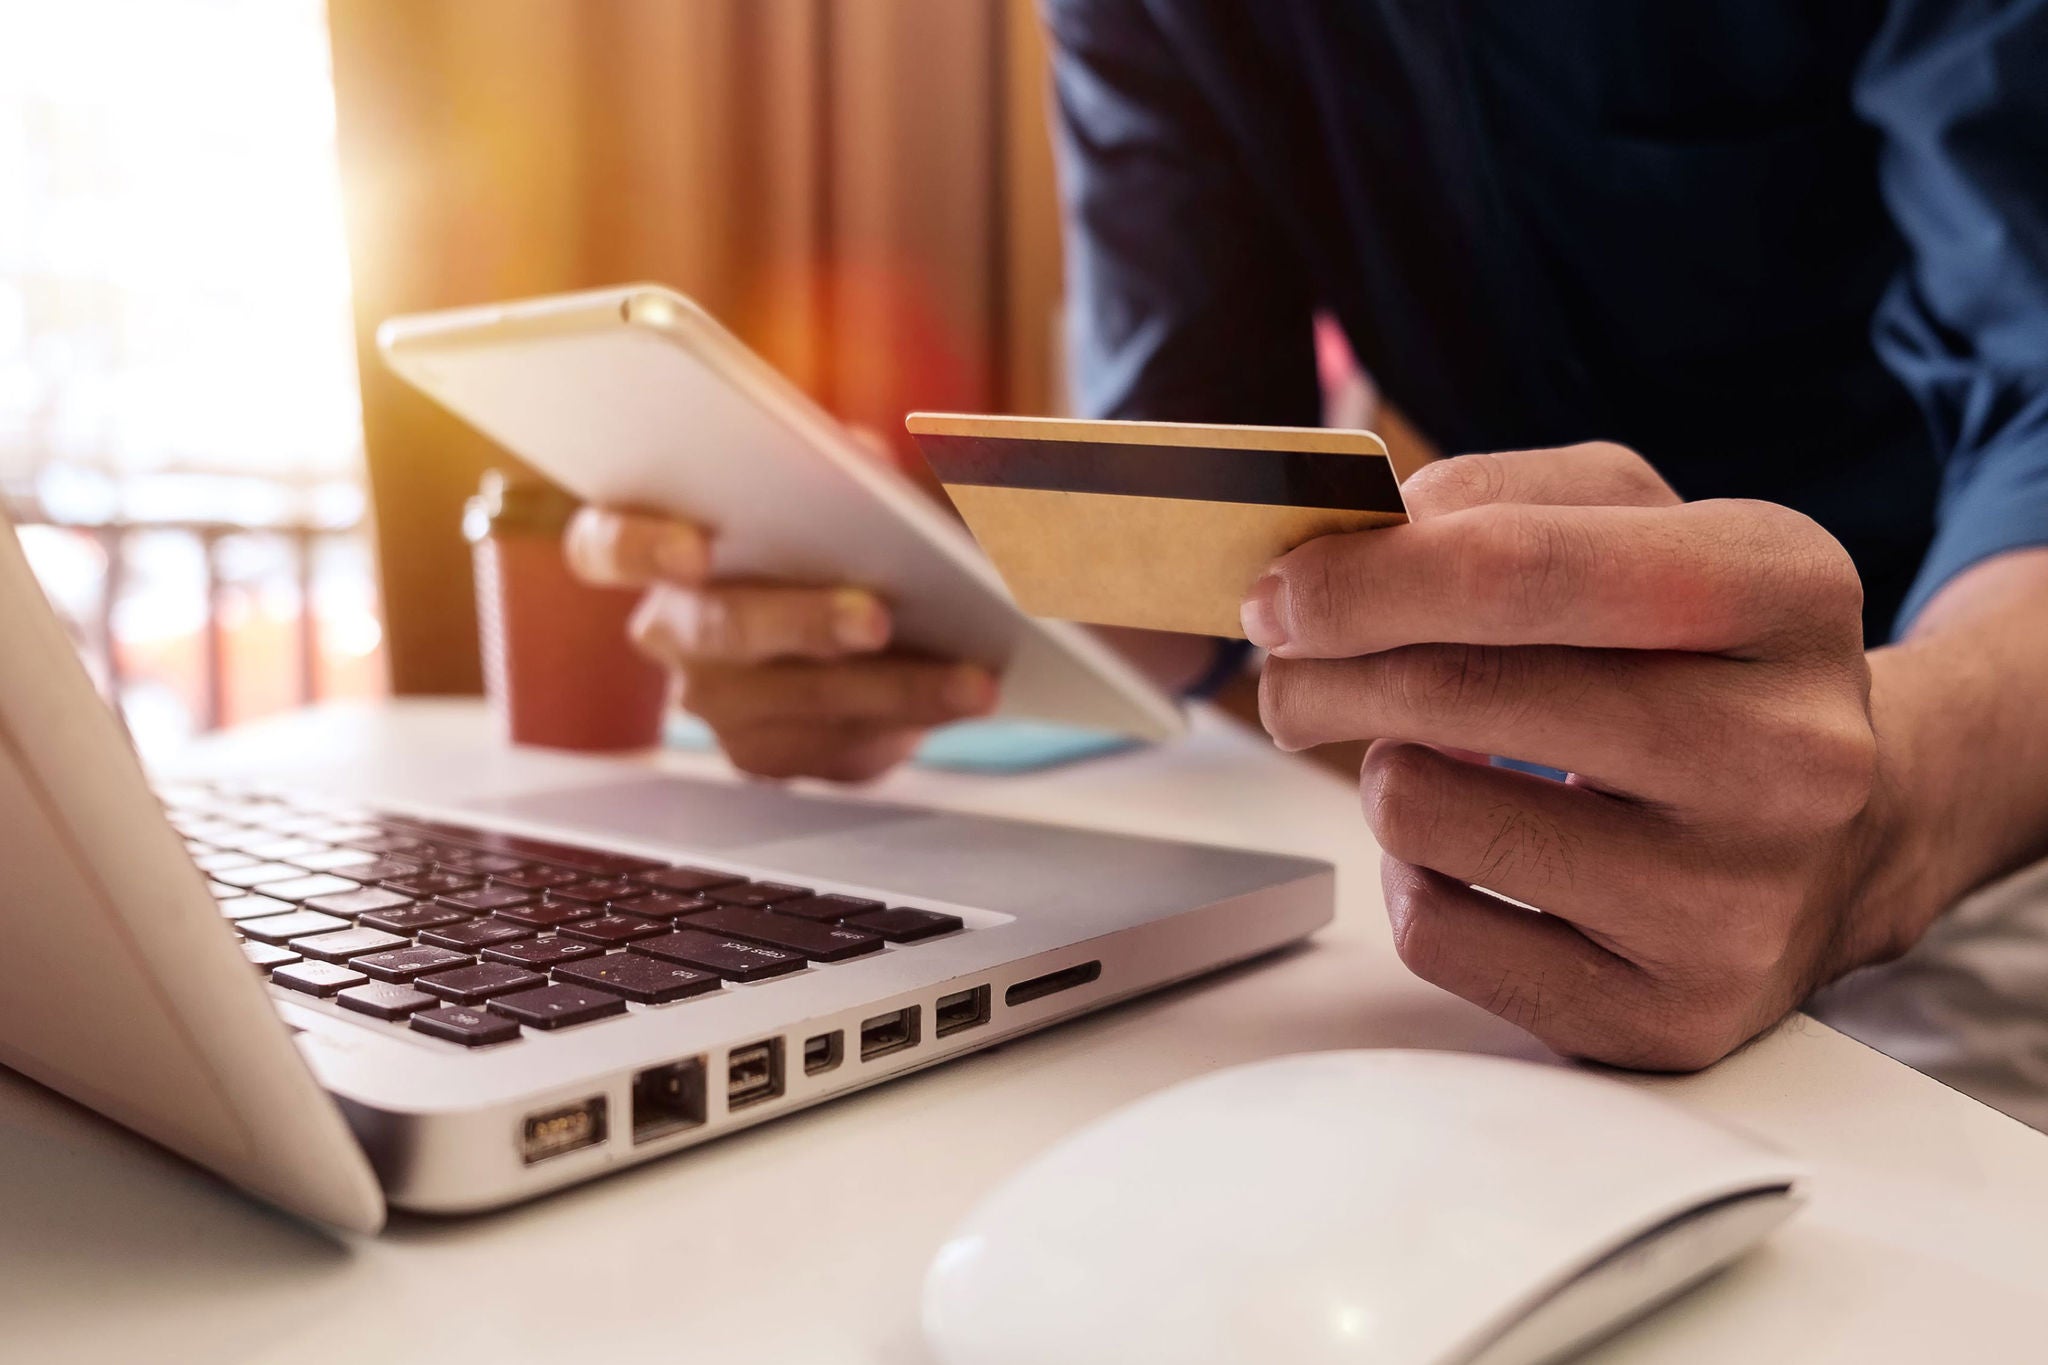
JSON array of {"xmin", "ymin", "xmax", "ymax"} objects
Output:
[{"xmin": 6, "ymin": 700, "xmax": 2048, "ymax": 1363}]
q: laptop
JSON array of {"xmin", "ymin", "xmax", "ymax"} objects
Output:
[{"xmin": 0, "ymin": 513, "xmax": 1332, "ymax": 1231}]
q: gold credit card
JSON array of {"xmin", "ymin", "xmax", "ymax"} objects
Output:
[{"xmin": 906, "ymin": 414, "xmax": 1408, "ymax": 638}]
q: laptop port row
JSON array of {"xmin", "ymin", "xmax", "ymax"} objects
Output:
[{"xmin": 583, "ymin": 963, "xmax": 1107, "ymax": 1159}]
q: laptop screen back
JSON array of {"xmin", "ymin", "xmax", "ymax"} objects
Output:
[{"xmin": 0, "ymin": 513, "xmax": 383, "ymax": 1231}]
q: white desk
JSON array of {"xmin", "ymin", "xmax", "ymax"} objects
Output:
[{"xmin": 5, "ymin": 700, "xmax": 2047, "ymax": 1362}]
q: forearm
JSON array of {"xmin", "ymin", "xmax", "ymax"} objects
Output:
[{"xmin": 1861, "ymin": 548, "xmax": 2048, "ymax": 955}]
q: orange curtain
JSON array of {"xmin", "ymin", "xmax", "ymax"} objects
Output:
[{"xmin": 328, "ymin": 0, "xmax": 1062, "ymax": 694}]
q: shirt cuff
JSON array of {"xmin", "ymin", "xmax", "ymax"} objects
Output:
[{"xmin": 1897, "ymin": 424, "xmax": 2048, "ymax": 632}]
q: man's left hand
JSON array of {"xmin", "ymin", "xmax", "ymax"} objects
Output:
[{"xmin": 1244, "ymin": 442, "xmax": 1908, "ymax": 1070}]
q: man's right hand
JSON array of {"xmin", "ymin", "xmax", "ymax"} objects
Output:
[{"xmin": 565, "ymin": 507, "xmax": 998, "ymax": 782}]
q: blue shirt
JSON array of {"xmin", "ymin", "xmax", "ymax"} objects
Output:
[{"xmin": 1045, "ymin": 0, "xmax": 2048, "ymax": 640}]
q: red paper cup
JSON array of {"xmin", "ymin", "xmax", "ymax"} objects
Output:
[{"xmin": 466, "ymin": 475, "xmax": 669, "ymax": 751}]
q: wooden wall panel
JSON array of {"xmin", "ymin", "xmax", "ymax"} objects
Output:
[
  {"xmin": 820, "ymin": 0, "xmax": 1000, "ymax": 447},
  {"xmin": 1001, "ymin": 0, "xmax": 1066, "ymax": 417}
]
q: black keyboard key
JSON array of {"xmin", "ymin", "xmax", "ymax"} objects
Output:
[
  {"xmin": 272, "ymin": 961, "xmax": 369, "ymax": 997},
  {"xmin": 384, "ymin": 870, "xmax": 481, "ymax": 898},
  {"xmin": 546, "ymin": 878, "xmax": 645, "ymax": 905},
  {"xmin": 492, "ymin": 864, "xmax": 586, "ymax": 891},
  {"xmin": 411, "ymin": 1005, "xmax": 520, "ymax": 1047},
  {"xmin": 404, "ymin": 841, "xmax": 482, "ymax": 865},
  {"xmin": 355, "ymin": 945, "xmax": 475, "ymax": 982},
  {"xmin": 481, "ymin": 936, "xmax": 605, "ymax": 969},
  {"xmin": 846, "ymin": 907, "xmax": 965, "ymax": 942},
  {"xmin": 242, "ymin": 837, "xmax": 328, "ymax": 862},
  {"xmin": 681, "ymin": 906, "xmax": 883, "ymax": 961},
  {"xmin": 337, "ymin": 982, "xmax": 437, "ymax": 1021},
  {"xmin": 212, "ymin": 861, "xmax": 309, "ymax": 888},
  {"xmin": 611, "ymin": 892, "xmax": 715, "ymax": 922},
  {"xmin": 555, "ymin": 955, "xmax": 720, "ymax": 1004},
  {"xmin": 377, "ymin": 819, "xmax": 662, "ymax": 874},
  {"xmin": 435, "ymin": 885, "xmax": 535, "ymax": 914},
  {"xmin": 286, "ymin": 846, "xmax": 384, "ymax": 874},
  {"xmin": 635, "ymin": 930, "xmax": 806, "ymax": 982},
  {"xmin": 437, "ymin": 851, "xmax": 527, "ymax": 875},
  {"xmin": 290, "ymin": 927, "xmax": 410, "ymax": 963},
  {"xmin": 416, "ymin": 962, "xmax": 545, "ymax": 1005},
  {"xmin": 262, "ymin": 812, "xmax": 350, "ymax": 836},
  {"xmin": 554, "ymin": 852, "xmax": 665, "ymax": 876},
  {"xmin": 209, "ymin": 829, "xmax": 298, "ymax": 854},
  {"xmin": 487, "ymin": 984, "xmax": 627, "ymax": 1030},
  {"xmin": 418, "ymin": 919, "xmax": 534, "ymax": 952},
  {"xmin": 705, "ymin": 880, "xmax": 810, "ymax": 908},
  {"xmin": 482, "ymin": 846, "xmax": 661, "ymax": 876},
  {"xmin": 243, "ymin": 941, "xmax": 300, "ymax": 969},
  {"xmin": 772, "ymin": 893, "xmax": 885, "ymax": 923},
  {"xmin": 358, "ymin": 903, "xmax": 471, "ymax": 935},
  {"xmin": 557, "ymin": 913, "xmax": 666, "ymax": 946},
  {"xmin": 638, "ymin": 866, "xmax": 746, "ymax": 894},
  {"xmin": 347, "ymin": 831, "xmax": 434, "ymax": 855},
  {"xmin": 338, "ymin": 856, "xmax": 425, "ymax": 883},
  {"xmin": 303, "ymin": 886, "xmax": 417, "ymax": 919},
  {"xmin": 219, "ymin": 893, "xmax": 296, "ymax": 922},
  {"xmin": 255, "ymin": 873, "xmax": 370, "ymax": 903},
  {"xmin": 240, "ymin": 910, "xmax": 352, "ymax": 944},
  {"xmin": 494, "ymin": 899, "xmax": 599, "ymax": 930},
  {"xmin": 305, "ymin": 823, "xmax": 383, "ymax": 845}
]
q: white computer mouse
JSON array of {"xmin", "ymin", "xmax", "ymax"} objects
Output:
[{"xmin": 923, "ymin": 1050, "xmax": 1806, "ymax": 1365}]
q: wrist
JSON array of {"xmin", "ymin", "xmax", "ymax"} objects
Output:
[
  {"xmin": 1837, "ymin": 644, "xmax": 1951, "ymax": 968},
  {"xmin": 1845, "ymin": 621, "xmax": 2044, "ymax": 969},
  {"xmin": 1848, "ymin": 550, "xmax": 2048, "ymax": 971}
]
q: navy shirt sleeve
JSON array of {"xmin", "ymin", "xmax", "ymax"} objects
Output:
[
  {"xmin": 1042, "ymin": 0, "xmax": 1320, "ymax": 428},
  {"xmin": 1857, "ymin": 0, "xmax": 2048, "ymax": 629}
]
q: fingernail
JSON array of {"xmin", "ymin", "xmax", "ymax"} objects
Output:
[
  {"xmin": 831, "ymin": 589, "xmax": 891, "ymax": 652},
  {"xmin": 1241, "ymin": 573, "xmax": 1289, "ymax": 650},
  {"xmin": 945, "ymin": 666, "xmax": 998, "ymax": 716},
  {"xmin": 654, "ymin": 525, "xmax": 706, "ymax": 582},
  {"xmin": 626, "ymin": 588, "xmax": 677, "ymax": 662}
]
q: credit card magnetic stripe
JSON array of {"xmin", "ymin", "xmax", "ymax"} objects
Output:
[{"xmin": 916, "ymin": 434, "xmax": 1405, "ymax": 514}]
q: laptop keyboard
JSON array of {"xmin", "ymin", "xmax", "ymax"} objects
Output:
[{"xmin": 160, "ymin": 783, "xmax": 966, "ymax": 1049}]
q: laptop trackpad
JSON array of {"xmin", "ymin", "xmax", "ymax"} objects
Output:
[{"xmin": 466, "ymin": 775, "xmax": 920, "ymax": 853}]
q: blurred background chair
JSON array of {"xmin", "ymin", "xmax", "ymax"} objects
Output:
[{"xmin": 1, "ymin": 0, "xmax": 384, "ymax": 753}]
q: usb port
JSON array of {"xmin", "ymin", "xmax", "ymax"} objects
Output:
[
  {"xmin": 726, "ymin": 1039, "xmax": 784, "ymax": 1109},
  {"xmin": 935, "ymin": 985, "xmax": 991, "ymax": 1038},
  {"xmin": 803, "ymin": 1030, "xmax": 843, "ymax": 1075},
  {"xmin": 859, "ymin": 1006, "xmax": 920, "ymax": 1061},
  {"xmin": 520, "ymin": 1097, "xmax": 608, "ymax": 1164}
]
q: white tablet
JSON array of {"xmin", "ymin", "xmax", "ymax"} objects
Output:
[{"xmin": 377, "ymin": 284, "xmax": 1184, "ymax": 741}]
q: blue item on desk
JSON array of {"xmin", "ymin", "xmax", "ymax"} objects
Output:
[{"xmin": 664, "ymin": 715, "xmax": 1138, "ymax": 775}]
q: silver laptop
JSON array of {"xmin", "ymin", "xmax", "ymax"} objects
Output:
[{"xmin": 0, "ymin": 514, "xmax": 1331, "ymax": 1231}]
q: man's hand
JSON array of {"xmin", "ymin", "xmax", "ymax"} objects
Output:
[
  {"xmin": 1244, "ymin": 442, "xmax": 1903, "ymax": 1070},
  {"xmin": 565, "ymin": 508, "xmax": 998, "ymax": 782}
]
